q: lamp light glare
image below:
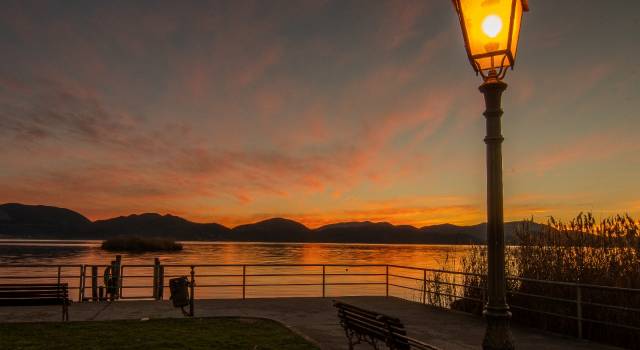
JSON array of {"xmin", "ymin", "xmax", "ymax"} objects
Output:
[{"xmin": 481, "ymin": 15, "xmax": 502, "ymax": 38}]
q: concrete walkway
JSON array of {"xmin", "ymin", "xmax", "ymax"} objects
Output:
[{"xmin": 0, "ymin": 296, "xmax": 616, "ymax": 350}]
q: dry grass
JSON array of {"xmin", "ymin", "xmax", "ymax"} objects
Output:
[
  {"xmin": 515, "ymin": 213, "xmax": 639, "ymax": 286},
  {"xmin": 453, "ymin": 213, "xmax": 639, "ymax": 348}
]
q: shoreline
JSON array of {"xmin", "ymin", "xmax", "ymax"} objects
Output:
[{"xmin": 0, "ymin": 238, "xmax": 479, "ymax": 247}]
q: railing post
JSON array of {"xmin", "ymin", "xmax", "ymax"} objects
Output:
[
  {"xmin": 242, "ymin": 265, "xmax": 246, "ymax": 300},
  {"xmin": 385, "ymin": 265, "xmax": 389, "ymax": 297},
  {"xmin": 577, "ymin": 283, "xmax": 583, "ymax": 339},
  {"xmin": 189, "ymin": 266, "xmax": 195, "ymax": 317},
  {"xmin": 482, "ymin": 276, "xmax": 487, "ymax": 304},
  {"xmin": 153, "ymin": 258, "xmax": 160, "ymax": 300},
  {"xmin": 57, "ymin": 266, "xmax": 61, "ymax": 286},
  {"xmin": 108, "ymin": 260, "xmax": 115, "ymax": 301},
  {"xmin": 322, "ymin": 265, "xmax": 326, "ymax": 298},
  {"xmin": 422, "ymin": 269, "xmax": 427, "ymax": 304},
  {"xmin": 91, "ymin": 266, "xmax": 98, "ymax": 301},
  {"xmin": 113, "ymin": 255, "xmax": 122, "ymax": 300},
  {"xmin": 158, "ymin": 265, "xmax": 164, "ymax": 300},
  {"xmin": 79, "ymin": 265, "xmax": 85, "ymax": 302},
  {"xmin": 118, "ymin": 265, "xmax": 124, "ymax": 299}
]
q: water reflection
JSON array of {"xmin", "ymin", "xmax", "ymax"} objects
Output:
[
  {"xmin": 0, "ymin": 245, "xmax": 89, "ymax": 263},
  {"xmin": 0, "ymin": 241, "xmax": 471, "ymax": 301},
  {"xmin": 0, "ymin": 240, "xmax": 470, "ymax": 268}
]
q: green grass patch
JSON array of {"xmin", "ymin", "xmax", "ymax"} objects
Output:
[{"xmin": 0, "ymin": 317, "xmax": 319, "ymax": 350}]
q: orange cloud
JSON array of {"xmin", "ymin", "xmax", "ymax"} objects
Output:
[{"xmin": 514, "ymin": 129, "xmax": 638, "ymax": 175}]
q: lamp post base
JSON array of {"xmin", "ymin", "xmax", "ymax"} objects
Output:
[{"xmin": 482, "ymin": 307, "xmax": 515, "ymax": 350}]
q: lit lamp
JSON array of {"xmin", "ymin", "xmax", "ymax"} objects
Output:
[
  {"xmin": 451, "ymin": 1, "xmax": 529, "ymax": 350},
  {"xmin": 453, "ymin": 0, "xmax": 528, "ymax": 80}
]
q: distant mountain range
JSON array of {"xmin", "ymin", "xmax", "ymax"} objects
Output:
[{"xmin": 0, "ymin": 203, "xmax": 547, "ymax": 244}]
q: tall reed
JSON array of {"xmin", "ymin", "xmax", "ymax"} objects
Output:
[{"xmin": 454, "ymin": 213, "xmax": 639, "ymax": 348}]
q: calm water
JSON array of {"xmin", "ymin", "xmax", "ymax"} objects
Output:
[{"xmin": 0, "ymin": 240, "xmax": 471, "ymax": 300}]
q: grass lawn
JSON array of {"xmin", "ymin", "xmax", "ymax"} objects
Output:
[{"xmin": 0, "ymin": 317, "xmax": 319, "ymax": 350}]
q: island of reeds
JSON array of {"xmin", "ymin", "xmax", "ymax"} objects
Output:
[{"xmin": 101, "ymin": 236, "xmax": 183, "ymax": 252}]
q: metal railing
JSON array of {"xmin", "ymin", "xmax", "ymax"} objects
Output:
[
  {"xmin": 385, "ymin": 265, "xmax": 640, "ymax": 341},
  {"xmin": 1, "ymin": 262, "xmax": 638, "ymax": 341}
]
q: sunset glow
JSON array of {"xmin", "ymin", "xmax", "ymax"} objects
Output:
[{"xmin": 1, "ymin": 1, "xmax": 639, "ymax": 228}]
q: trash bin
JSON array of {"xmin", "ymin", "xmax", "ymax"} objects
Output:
[{"xmin": 169, "ymin": 276, "xmax": 190, "ymax": 308}]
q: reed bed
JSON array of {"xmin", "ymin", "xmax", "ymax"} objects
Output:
[
  {"xmin": 453, "ymin": 213, "xmax": 639, "ymax": 349},
  {"xmin": 101, "ymin": 236, "xmax": 183, "ymax": 252}
]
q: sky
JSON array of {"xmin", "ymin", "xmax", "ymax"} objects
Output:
[{"xmin": 1, "ymin": 1, "xmax": 639, "ymax": 228}]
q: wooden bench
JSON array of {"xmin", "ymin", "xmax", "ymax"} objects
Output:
[
  {"xmin": 0, "ymin": 283, "xmax": 71, "ymax": 321},
  {"xmin": 334, "ymin": 301, "xmax": 442, "ymax": 350}
]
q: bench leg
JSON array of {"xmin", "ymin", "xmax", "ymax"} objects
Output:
[
  {"xmin": 345, "ymin": 329, "xmax": 354, "ymax": 350},
  {"xmin": 62, "ymin": 303, "xmax": 69, "ymax": 321}
]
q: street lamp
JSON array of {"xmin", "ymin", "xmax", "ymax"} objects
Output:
[{"xmin": 451, "ymin": 1, "xmax": 529, "ymax": 350}]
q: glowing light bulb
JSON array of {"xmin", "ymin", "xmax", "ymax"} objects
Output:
[{"xmin": 481, "ymin": 15, "xmax": 502, "ymax": 38}]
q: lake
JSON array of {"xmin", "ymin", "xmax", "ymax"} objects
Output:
[{"xmin": 0, "ymin": 240, "xmax": 472, "ymax": 301}]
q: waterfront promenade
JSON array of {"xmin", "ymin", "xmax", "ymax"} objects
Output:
[{"xmin": 0, "ymin": 296, "xmax": 617, "ymax": 350}]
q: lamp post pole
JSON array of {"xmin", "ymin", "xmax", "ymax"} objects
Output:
[{"xmin": 480, "ymin": 70, "xmax": 514, "ymax": 350}]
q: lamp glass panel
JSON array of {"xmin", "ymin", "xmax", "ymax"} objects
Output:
[
  {"xmin": 459, "ymin": 0, "xmax": 514, "ymax": 70},
  {"xmin": 510, "ymin": 0, "xmax": 523, "ymax": 61},
  {"xmin": 475, "ymin": 54, "xmax": 509, "ymax": 71}
]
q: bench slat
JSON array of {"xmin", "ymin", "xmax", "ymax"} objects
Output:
[
  {"xmin": 339, "ymin": 308, "xmax": 407, "ymax": 334},
  {"xmin": 0, "ymin": 298, "xmax": 68, "ymax": 306},
  {"xmin": 337, "ymin": 302, "xmax": 403, "ymax": 323},
  {"xmin": 0, "ymin": 284, "xmax": 68, "ymax": 286},
  {"xmin": 0, "ymin": 292, "xmax": 67, "ymax": 297},
  {"xmin": 340, "ymin": 314, "xmax": 389, "ymax": 335},
  {"xmin": 0, "ymin": 283, "xmax": 68, "ymax": 286},
  {"xmin": 0, "ymin": 285, "xmax": 68, "ymax": 291}
]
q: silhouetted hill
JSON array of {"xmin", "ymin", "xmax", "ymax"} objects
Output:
[
  {"xmin": 315, "ymin": 221, "xmax": 543, "ymax": 245},
  {"xmin": 316, "ymin": 221, "xmax": 481, "ymax": 244},
  {"xmin": 0, "ymin": 203, "xmax": 548, "ymax": 244},
  {"xmin": 92, "ymin": 213, "xmax": 230, "ymax": 240},
  {"xmin": 0, "ymin": 203, "xmax": 91, "ymax": 238},
  {"xmin": 231, "ymin": 218, "xmax": 312, "ymax": 242},
  {"xmin": 316, "ymin": 221, "xmax": 417, "ymax": 243},
  {"xmin": 439, "ymin": 222, "xmax": 549, "ymax": 244}
]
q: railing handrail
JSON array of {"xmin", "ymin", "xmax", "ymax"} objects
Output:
[
  {"xmin": 506, "ymin": 275, "xmax": 640, "ymax": 292},
  {"xmin": 2, "ymin": 263, "xmax": 639, "ymax": 292},
  {"xmin": 162, "ymin": 263, "xmax": 389, "ymax": 267}
]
